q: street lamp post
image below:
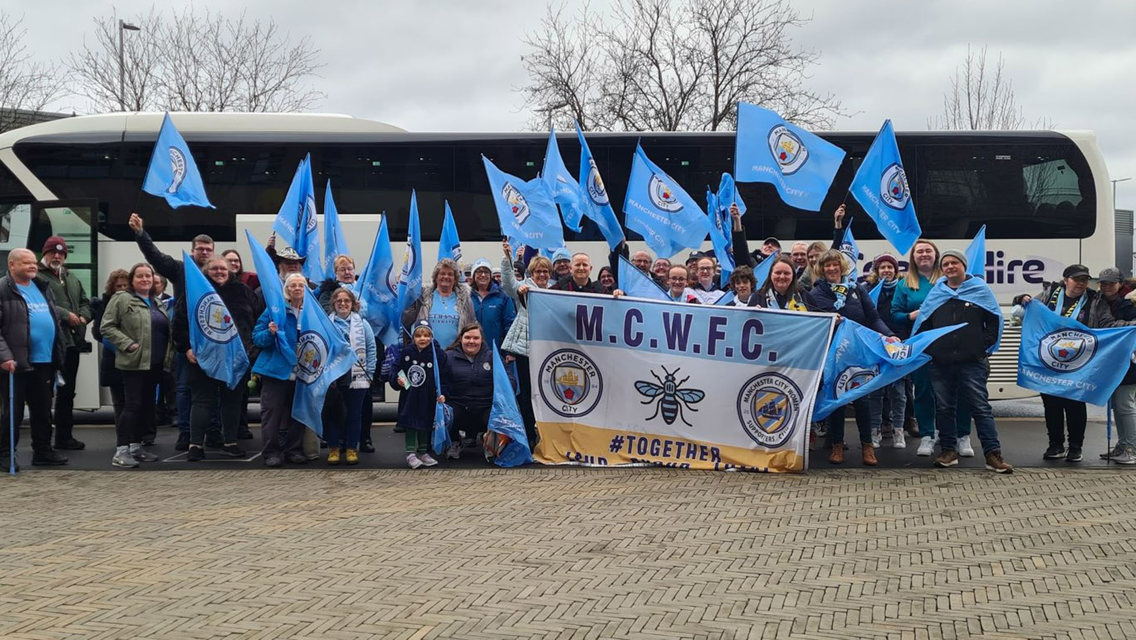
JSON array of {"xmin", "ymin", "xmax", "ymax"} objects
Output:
[{"xmin": 118, "ymin": 19, "xmax": 140, "ymax": 111}]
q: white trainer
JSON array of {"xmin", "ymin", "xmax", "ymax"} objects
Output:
[
  {"xmin": 406, "ymin": 453, "xmax": 423, "ymax": 469},
  {"xmin": 916, "ymin": 436, "xmax": 935, "ymax": 456},
  {"xmin": 892, "ymin": 430, "xmax": 907, "ymax": 449},
  {"xmin": 958, "ymin": 435, "xmax": 975, "ymax": 457},
  {"xmin": 112, "ymin": 445, "xmax": 139, "ymax": 469},
  {"xmin": 446, "ymin": 442, "xmax": 461, "ymax": 460},
  {"xmin": 870, "ymin": 428, "xmax": 882, "ymax": 449},
  {"xmin": 419, "ymin": 452, "xmax": 439, "ymax": 467}
]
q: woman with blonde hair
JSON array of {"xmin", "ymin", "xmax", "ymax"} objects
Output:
[{"xmin": 500, "ymin": 242, "xmax": 554, "ymax": 443}]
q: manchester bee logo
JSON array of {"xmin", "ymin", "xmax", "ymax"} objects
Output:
[
  {"xmin": 194, "ymin": 292, "xmax": 238, "ymax": 344},
  {"xmin": 737, "ymin": 373, "xmax": 802, "ymax": 448},
  {"xmin": 167, "ymin": 147, "xmax": 187, "ymax": 194},
  {"xmin": 296, "ymin": 331, "xmax": 329, "ymax": 384},
  {"xmin": 1040, "ymin": 330, "xmax": 1096, "ymax": 372},
  {"xmin": 767, "ymin": 125, "xmax": 808, "ymax": 175},
  {"xmin": 502, "ymin": 182, "xmax": 531, "ymax": 225},
  {"xmin": 880, "ymin": 163, "xmax": 910, "ymax": 210},
  {"xmin": 634, "ymin": 366, "xmax": 706, "ymax": 427},
  {"xmin": 647, "ymin": 174, "xmax": 683, "ymax": 213}
]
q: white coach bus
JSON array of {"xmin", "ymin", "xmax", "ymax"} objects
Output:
[{"xmin": 0, "ymin": 112, "xmax": 1118, "ymax": 406}]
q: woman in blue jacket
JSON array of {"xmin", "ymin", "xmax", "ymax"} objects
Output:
[
  {"xmin": 469, "ymin": 258, "xmax": 516, "ymax": 349},
  {"xmin": 251, "ymin": 273, "xmax": 307, "ymax": 468}
]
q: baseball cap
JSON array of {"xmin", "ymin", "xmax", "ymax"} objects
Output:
[
  {"xmin": 1098, "ymin": 267, "xmax": 1122, "ymax": 283},
  {"xmin": 43, "ymin": 236, "xmax": 68, "ymax": 254}
]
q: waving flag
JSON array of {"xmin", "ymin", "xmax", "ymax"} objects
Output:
[
  {"xmin": 714, "ymin": 291, "xmax": 737, "ymax": 306},
  {"xmin": 182, "ymin": 251, "xmax": 249, "ymax": 389},
  {"xmin": 487, "ymin": 342, "xmax": 532, "ymax": 467},
  {"xmin": 849, "ymin": 120, "xmax": 922, "ymax": 255},
  {"xmin": 706, "ymin": 187, "xmax": 734, "ymax": 284},
  {"xmin": 577, "ymin": 124, "xmax": 625, "ymax": 249},
  {"xmin": 272, "ymin": 154, "xmax": 321, "ymax": 281},
  {"xmin": 813, "ymin": 320, "xmax": 964, "ymax": 421},
  {"xmin": 617, "ymin": 254, "xmax": 668, "ymax": 301},
  {"xmin": 1017, "ymin": 301, "xmax": 1136, "ymax": 405},
  {"xmin": 482, "ymin": 156, "xmax": 566, "ymax": 253},
  {"xmin": 397, "ymin": 191, "xmax": 424, "ymax": 317},
  {"xmin": 717, "ymin": 172, "xmax": 747, "ymax": 217},
  {"xmin": 322, "ymin": 180, "xmax": 349, "ymax": 282},
  {"xmin": 358, "ymin": 215, "xmax": 400, "ymax": 346},
  {"xmin": 143, "ymin": 113, "xmax": 214, "ymax": 209},
  {"xmin": 430, "ymin": 337, "xmax": 452, "ymax": 456},
  {"xmin": 839, "ymin": 221, "xmax": 861, "ymax": 268},
  {"xmin": 292, "ymin": 288, "xmax": 355, "ymax": 437},
  {"xmin": 965, "ymin": 224, "xmax": 987, "ymax": 279},
  {"xmin": 542, "ymin": 128, "xmax": 584, "ymax": 231},
  {"xmin": 752, "ymin": 251, "xmax": 780, "ymax": 288},
  {"xmin": 438, "ymin": 201, "xmax": 463, "ymax": 281},
  {"xmin": 244, "ymin": 230, "xmax": 295, "ymax": 366},
  {"xmin": 734, "ymin": 102, "xmax": 844, "ymax": 212},
  {"xmin": 868, "ymin": 280, "xmax": 884, "ymax": 306},
  {"xmin": 624, "ymin": 144, "xmax": 711, "ymax": 259}
]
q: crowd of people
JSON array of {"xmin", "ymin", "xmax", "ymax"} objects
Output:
[{"xmin": 2, "ymin": 206, "xmax": 1135, "ymax": 473}]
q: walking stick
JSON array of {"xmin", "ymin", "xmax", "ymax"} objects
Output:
[
  {"xmin": 1106, "ymin": 401, "xmax": 1114, "ymax": 463},
  {"xmin": 9, "ymin": 372, "xmax": 15, "ymax": 476}
]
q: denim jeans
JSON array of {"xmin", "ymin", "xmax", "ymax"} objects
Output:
[
  {"xmin": 1110, "ymin": 384, "xmax": 1136, "ymax": 449},
  {"xmin": 929, "ymin": 360, "xmax": 1001, "ymax": 455},
  {"xmin": 871, "ymin": 379, "xmax": 908, "ymax": 429}
]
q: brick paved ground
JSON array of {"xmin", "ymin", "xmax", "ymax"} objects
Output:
[{"xmin": 2, "ymin": 468, "xmax": 1135, "ymax": 640}]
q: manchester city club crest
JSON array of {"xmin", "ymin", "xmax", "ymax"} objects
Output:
[
  {"xmin": 304, "ymin": 195, "xmax": 318, "ymax": 232},
  {"xmin": 647, "ymin": 174, "xmax": 683, "ymax": 213},
  {"xmin": 880, "ymin": 163, "xmax": 910, "ymax": 210},
  {"xmin": 295, "ymin": 331, "xmax": 329, "ymax": 384},
  {"xmin": 407, "ymin": 363, "xmax": 427, "ymax": 387},
  {"xmin": 835, "ymin": 366, "xmax": 880, "ymax": 399},
  {"xmin": 167, "ymin": 147, "xmax": 187, "ymax": 194},
  {"xmin": 399, "ymin": 237, "xmax": 417, "ymax": 283},
  {"xmin": 194, "ymin": 292, "xmax": 238, "ymax": 343},
  {"xmin": 737, "ymin": 373, "xmax": 802, "ymax": 448},
  {"xmin": 883, "ymin": 340, "xmax": 912, "ymax": 360},
  {"xmin": 1040, "ymin": 329, "xmax": 1097, "ymax": 372},
  {"xmin": 502, "ymin": 182, "xmax": 531, "ymax": 225},
  {"xmin": 586, "ymin": 159, "xmax": 609, "ymax": 206},
  {"xmin": 767, "ymin": 125, "xmax": 808, "ymax": 175},
  {"xmin": 539, "ymin": 349, "xmax": 602, "ymax": 418}
]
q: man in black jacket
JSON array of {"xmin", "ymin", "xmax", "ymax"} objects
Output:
[
  {"xmin": 915, "ymin": 250, "xmax": 1012, "ymax": 473},
  {"xmin": 0, "ymin": 248, "xmax": 68, "ymax": 468}
]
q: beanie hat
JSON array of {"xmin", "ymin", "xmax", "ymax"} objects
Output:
[
  {"xmin": 873, "ymin": 254, "xmax": 899, "ymax": 272},
  {"xmin": 940, "ymin": 250, "xmax": 967, "ymax": 268}
]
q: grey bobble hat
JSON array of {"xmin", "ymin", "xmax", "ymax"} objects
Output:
[{"xmin": 940, "ymin": 249, "xmax": 967, "ymax": 268}]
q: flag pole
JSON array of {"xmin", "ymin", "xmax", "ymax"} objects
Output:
[
  {"xmin": 1107, "ymin": 401, "xmax": 1114, "ymax": 462},
  {"xmin": 8, "ymin": 373, "xmax": 16, "ymax": 476}
]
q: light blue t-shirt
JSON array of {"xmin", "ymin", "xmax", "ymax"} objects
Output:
[
  {"xmin": 15, "ymin": 282, "xmax": 54, "ymax": 364},
  {"xmin": 429, "ymin": 290, "xmax": 460, "ymax": 349}
]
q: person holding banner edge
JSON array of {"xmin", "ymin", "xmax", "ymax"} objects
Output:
[{"xmin": 500, "ymin": 241, "xmax": 554, "ymax": 444}]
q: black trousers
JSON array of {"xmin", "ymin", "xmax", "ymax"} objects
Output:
[
  {"xmin": 53, "ymin": 347, "xmax": 81, "ymax": 443},
  {"xmin": 1041, "ymin": 393, "xmax": 1087, "ymax": 449},
  {"xmin": 118, "ymin": 369, "xmax": 158, "ymax": 447},
  {"xmin": 1, "ymin": 364, "xmax": 55, "ymax": 456}
]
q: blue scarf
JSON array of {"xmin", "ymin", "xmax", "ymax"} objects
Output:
[{"xmin": 911, "ymin": 275, "xmax": 1003, "ymax": 354}]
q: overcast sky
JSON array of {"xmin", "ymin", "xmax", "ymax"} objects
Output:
[{"xmin": 6, "ymin": 0, "xmax": 1136, "ymax": 212}]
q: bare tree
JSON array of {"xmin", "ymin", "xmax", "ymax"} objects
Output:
[
  {"xmin": 929, "ymin": 44, "xmax": 1046, "ymax": 130},
  {"xmin": 0, "ymin": 13, "xmax": 66, "ymax": 132},
  {"xmin": 68, "ymin": 8, "xmax": 323, "ymax": 113},
  {"xmin": 520, "ymin": 0, "xmax": 842, "ymax": 132}
]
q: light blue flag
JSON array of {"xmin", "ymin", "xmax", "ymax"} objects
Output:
[
  {"xmin": 487, "ymin": 342, "xmax": 532, "ymax": 467},
  {"xmin": 397, "ymin": 191, "xmax": 424, "ymax": 317},
  {"xmin": 181, "ymin": 251, "xmax": 249, "ymax": 389},
  {"xmin": 430, "ymin": 339, "xmax": 453, "ymax": 456},
  {"xmin": 143, "ymin": 113, "xmax": 214, "ymax": 209},
  {"xmin": 734, "ymin": 102, "xmax": 845, "ymax": 212},
  {"xmin": 848, "ymin": 120, "xmax": 922, "ymax": 255},
  {"xmin": 717, "ymin": 172, "xmax": 747, "ymax": 217},
  {"xmin": 752, "ymin": 251, "xmax": 780, "ymax": 288},
  {"xmin": 482, "ymin": 156, "xmax": 566, "ymax": 253},
  {"xmin": 438, "ymin": 201, "xmax": 464, "ymax": 282},
  {"xmin": 706, "ymin": 187, "xmax": 734, "ymax": 285},
  {"xmin": 912, "ymin": 275, "xmax": 1003, "ymax": 354},
  {"xmin": 543, "ymin": 128, "xmax": 584, "ymax": 231},
  {"xmin": 868, "ymin": 280, "xmax": 884, "ymax": 306},
  {"xmin": 714, "ymin": 291, "xmax": 737, "ymax": 306},
  {"xmin": 624, "ymin": 144, "xmax": 711, "ymax": 259},
  {"xmin": 577, "ymin": 124, "xmax": 625, "ymax": 249},
  {"xmin": 1017, "ymin": 301, "xmax": 1136, "ymax": 405},
  {"xmin": 272, "ymin": 154, "xmax": 321, "ymax": 281},
  {"xmin": 965, "ymin": 224, "xmax": 987, "ymax": 278},
  {"xmin": 617, "ymin": 255, "xmax": 668, "ymax": 301},
  {"xmin": 244, "ymin": 230, "xmax": 296, "ymax": 367},
  {"xmin": 357, "ymin": 215, "xmax": 400, "ymax": 347},
  {"xmin": 321, "ymin": 180, "xmax": 348, "ymax": 282},
  {"xmin": 292, "ymin": 288, "xmax": 355, "ymax": 437},
  {"xmin": 839, "ymin": 222, "xmax": 861, "ymax": 267},
  {"xmin": 813, "ymin": 320, "xmax": 965, "ymax": 421}
]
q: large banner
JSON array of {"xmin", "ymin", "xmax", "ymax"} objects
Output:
[{"xmin": 528, "ymin": 290, "xmax": 836, "ymax": 473}]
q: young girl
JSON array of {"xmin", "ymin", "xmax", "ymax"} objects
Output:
[{"xmin": 388, "ymin": 320, "xmax": 448, "ymax": 468}]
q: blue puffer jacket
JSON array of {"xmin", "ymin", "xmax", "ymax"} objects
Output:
[
  {"xmin": 472, "ymin": 283, "xmax": 516, "ymax": 349},
  {"xmin": 251, "ymin": 306, "xmax": 299, "ymax": 381}
]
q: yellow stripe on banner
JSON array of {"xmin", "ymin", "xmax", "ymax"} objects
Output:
[{"xmin": 534, "ymin": 421, "xmax": 805, "ymax": 473}]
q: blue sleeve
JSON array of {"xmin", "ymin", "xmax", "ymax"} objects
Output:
[
  {"xmin": 251, "ymin": 309, "xmax": 274, "ymax": 349},
  {"xmin": 503, "ymin": 295, "xmax": 517, "ymax": 342}
]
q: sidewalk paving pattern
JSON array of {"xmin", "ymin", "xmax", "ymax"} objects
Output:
[{"xmin": 3, "ymin": 465, "xmax": 1135, "ymax": 639}]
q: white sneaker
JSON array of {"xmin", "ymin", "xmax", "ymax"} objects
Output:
[
  {"xmin": 1113, "ymin": 447, "xmax": 1136, "ymax": 465},
  {"xmin": 406, "ymin": 453, "xmax": 423, "ymax": 469},
  {"xmin": 932, "ymin": 430, "xmax": 940, "ymax": 444},
  {"xmin": 419, "ymin": 452, "xmax": 438, "ymax": 467},
  {"xmin": 958, "ymin": 435, "xmax": 975, "ymax": 457},
  {"xmin": 892, "ymin": 430, "xmax": 907, "ymax": 449},
  {"xmin": 870, "ymin": 428, "xmax": 882, "ymax": 449},
  {"xmin": 446, "ymin": 442, "xmax": 461, "ymax": 460},
  {"xmin": 916, "ymin": 436, "xmax": 935, "ymax": 456},
  {"xmin": 112, "ymin": 445, "xmax": 139, "ymax": 469}
]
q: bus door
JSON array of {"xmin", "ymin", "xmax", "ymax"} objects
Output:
[{"xmin": 30, "ymin": 200, "xmax": 101, "ymax": 411}]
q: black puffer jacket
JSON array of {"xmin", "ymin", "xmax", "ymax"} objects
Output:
[
  {"xmin": 917, "ymin": 296, "xmax": 999, "ymax": 364},
  {"xmin": 804, "ymin": 280, "xmax": 892, "ymax": 335},
  {"xmin": 0, "ymin": 275, "xmax": 64, "ymax": 371},
  {"xmin": 1105, "ymin": 294, "xmax": 1136, "ymax": 386},
  {"xmin": 444, "ymin": 344, "xmax": 495, "ymax": 409}
]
